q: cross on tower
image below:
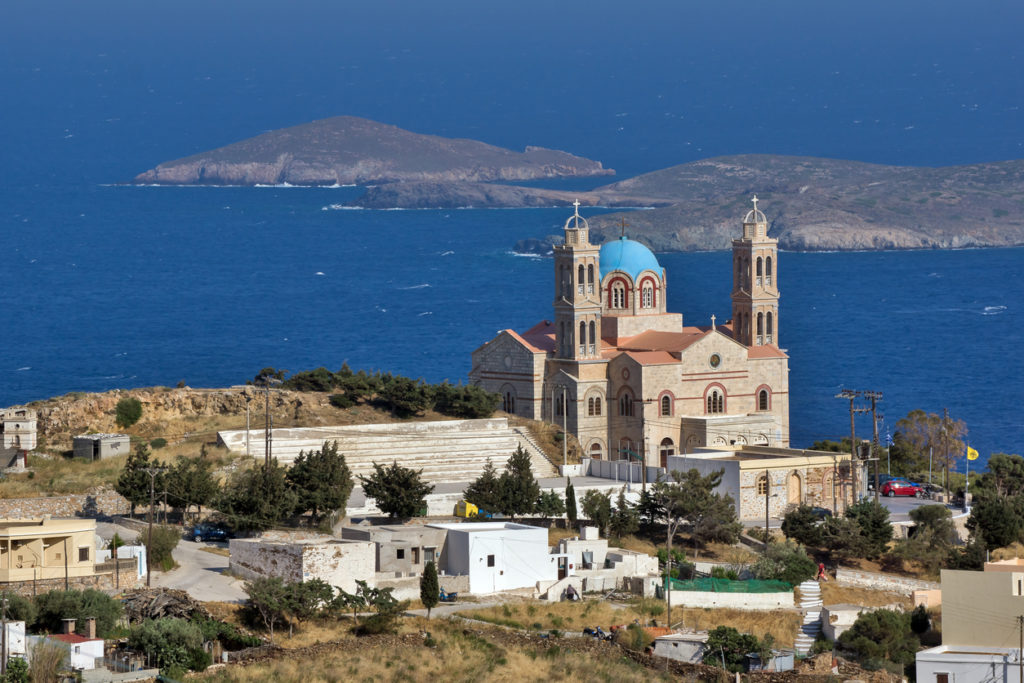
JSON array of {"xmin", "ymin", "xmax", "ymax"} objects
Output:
[
  {"xmin": 751, "ymin": 195, "xmax": 759, "ymax": 213},
  {"xmin": 711, "ymin": 314, "xmax": 716, "ymax": 330},
  {"xmin": 571, "ymin": 199, "xmax": 582, "ymax": 228}
]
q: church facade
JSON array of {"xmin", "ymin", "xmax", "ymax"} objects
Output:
[{"xmin": 470, "ymin": 199, "xmax": 790, "ymax": 468}]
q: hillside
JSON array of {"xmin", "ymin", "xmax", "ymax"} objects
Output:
[{"xmin": 132, "ymin": 116, "xmax": 612, "ymax": 186}]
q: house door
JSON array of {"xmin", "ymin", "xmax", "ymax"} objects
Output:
[
  {"xmin": 788, "ymin": 473, "xmax": 802, "ymax": 505},
  {"xmin": 557, "ymin": 557, "xmax": 567, "ymax": 580}
]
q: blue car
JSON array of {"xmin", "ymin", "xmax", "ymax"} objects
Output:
[{"xmin": 188, "ymin": 523, "xmax": 231, "ymax": 543}]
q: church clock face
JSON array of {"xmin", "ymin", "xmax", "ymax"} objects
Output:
[{"xmin": 709, "ymin": 353, "xmax": 722, "ymax": 369}]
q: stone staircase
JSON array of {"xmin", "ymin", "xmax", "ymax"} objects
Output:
[
  {"xmin": 218, "ymin": 418, "xmax": 554, "ymax": 484},
  {"xmin": 794, "ymin": 579, "xmax": 823, "ymax": 655},
  {"xmin": 512, "ymin": 427, "xmax": 558, "ymax": 478}
]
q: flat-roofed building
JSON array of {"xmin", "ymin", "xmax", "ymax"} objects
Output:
[
  {"xmin": 72, "ymin": 433, "xmax": 130, "ymax": 461},
  {"xmin": 0, "ymin": 518, "xmax": 98, "ymax": 583}
]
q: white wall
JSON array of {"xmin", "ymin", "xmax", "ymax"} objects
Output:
[
  {"xmin": 435, "ymin": 523, "xmax": 557, "ymax": 594},
  {"xmin": 666, "ymin": 455, "xmax": 740, "ymax": 501},
  {"xmin": 668, "ymin": 589, "xmax": 793, "ymax": 610},
  {"xmin": 916, "ymin": 646, "xmax": 1020, "ymax": 683}
]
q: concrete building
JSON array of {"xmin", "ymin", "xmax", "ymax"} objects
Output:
[
  {"xmin": 428, "ymin": 522, "xmax": 559, "ymax": 594},
  {"xmin": 0, "ymin": 518, "xmax": 98, "ymax": 583},
  {"xmin": 340, "ymin": 524, "xmax": 447, "ymax": 577},
  {"xmin": 72, "ymin": 434, "xmax": 130, "ymax": 461},
  {"xmin": 667, "ymin": 445, "xmax": 858, "ymax": 520},
  {"xmin": 471, "ymin": 199, "xmax": 790, "ymax": 468},
  {"xmin": 29, "ymin": 618, "xmax": 103, "ymax": 671},
  {"xmin": 229, "ymin": 535, "xmax": 375, "ymax": 594},
  {"xmin": 916, "ymin": 567, "xmax": 1024, "ymax": 682},
  {"xmin": 652, "ymin": 632, "xmax": 709, "ymax": 664},
  {"xmin": 821, "ymin": 604, "xmax": 875, "ymax": 641},
  {"xmin": 0, "ymin": 408, "xmax": 36, "ymax": 470}
]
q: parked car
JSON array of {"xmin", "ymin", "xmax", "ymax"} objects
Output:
[
  {"xmin": 880, "ymin": 479, "xmax": 923, "ymax": 497},
  {"xmin": 809, "ymin": 506, "xmax": 833, "ymax": 519},
  {"xmin": 188, "ymin": 523, "xmax": 232, "ymax": 543}
]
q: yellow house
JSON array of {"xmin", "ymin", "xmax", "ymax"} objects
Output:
[{"xmin": 0, "ymin": 519, "xmax": 97, "ymax": 582}]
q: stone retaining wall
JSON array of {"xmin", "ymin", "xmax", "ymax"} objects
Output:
[
  {"xmin": 0, "ymin": 488, "xmax": 129, "ymax": 519},
  {"xmin": 835, "ymin": 567, "xmax": 939, "ymax": 595},
  {"xmin": 0, "ymin": 558, "xmax": 140, "ymax": 597}
]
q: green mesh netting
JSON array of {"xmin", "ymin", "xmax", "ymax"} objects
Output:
[{"xmin": 665, "ymin": 577, "xmax": 793, "ymax": 593}]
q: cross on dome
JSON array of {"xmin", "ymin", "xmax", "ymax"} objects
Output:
[
  {"xmin": 751, "ymin": 195, "xmax": 759, "ymax": 212},
  {"xmin": 711, "ymin": 314, "xmax": 716, "ymax": 330}
]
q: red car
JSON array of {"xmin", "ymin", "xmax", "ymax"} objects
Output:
[{"xmin": 880, "ymin": 479, "xmax": 923, "ymax": 497}]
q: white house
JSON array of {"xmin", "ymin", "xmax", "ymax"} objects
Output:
[
  {"xmin": 29, "ymin": 634, "xmax": 103, "ymax": 671},
  {"xmin": 428, "ymin": 522, "xmax": 558, "ymax": 594}
]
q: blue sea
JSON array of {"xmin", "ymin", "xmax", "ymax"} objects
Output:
[{"xmin": 1, "ymin": 1, "xmax": 1022, "ymax": 465}]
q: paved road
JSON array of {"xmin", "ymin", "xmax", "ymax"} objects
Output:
[{"xmin": 95, "ymin": 521, "xmax": 246, "ymax": 602}]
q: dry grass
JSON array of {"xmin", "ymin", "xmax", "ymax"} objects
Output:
[
  {"xmin": 991, "ymin": 542, "xmax": 1024, "ymax": 561},
  {"xmin": 199, "ymin": 546, "xmax": 231, "ymax": 557},
  {"xmin": 674, "ymin": 608, "xmax": 802, "ymax": 647},
  {"xmin": 816, "ymin": 583, "xmax": 913, "ymax": 610},
  {"xmin": 198, "ymin": 617, "xmax": 675, "ymax": 683},
  {"xmin": 0, "ymin": 452, "xmax": 129, "ymax": 497},
  {"xmin": 463, "ymin": 599, "xmax": 638, "ymax": 632},
  {"xmin": 507, "ymin": 415, "xmax": 582, "ymax": 465}
]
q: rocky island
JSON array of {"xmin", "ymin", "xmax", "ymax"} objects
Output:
[{"xmin": 133, "ymin": 116, "xmax": 612, "ymax": 186}]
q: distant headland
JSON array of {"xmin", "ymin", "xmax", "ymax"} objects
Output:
[
  {"xmin": 132, "ymin": 115, "xmax": 612, "ymax": 186},
  {"xmin": 135, "ymin": 118, "xmax": 1024, "ymax": 252}
]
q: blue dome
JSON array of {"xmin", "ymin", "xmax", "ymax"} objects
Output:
[{"xmin": 599, "ymin": 237, "xmax": 661, "ymax": 281}]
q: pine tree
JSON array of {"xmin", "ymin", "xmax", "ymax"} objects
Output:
[
  {"xmin": 116, "ymin": 442, "xmax": 157, "ymax": 517},
  {"xmin": 165, "ymin": 455, "xmax": 219, "ymax": 520},
  {"xmin": 462, "ymin": 460, "xmax": 504, "ymax": 514},
  {"xmin": 420, "ymin": 561, "xmax": 440, "ymax": 619},
  {"xmin": 360, "ymin": 462, "xmax": 435, "ymax": 519},
  {"xmin": 565, "ymin": 480, "xmax": 578, "ymax": 526},
  {"xmin": 609, "ymin": 486, "xmax": 640, "ymax": 540},
  {"xmin": 218, "ymin": 460, "xmax": 298, "ymax": 531},
  {"xmin": 287, "ymin": 440, "xmax": 354, "ymax": 525},
  {"xmin": 497, "ymin": 446, "xmax": 540, "ymax": 519}
]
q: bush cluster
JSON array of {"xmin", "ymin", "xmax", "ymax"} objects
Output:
[{"xmin": 257, "ymin": 364, "xmax": 500, "ymax": 419}]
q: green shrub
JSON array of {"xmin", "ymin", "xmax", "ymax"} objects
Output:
[
  {"xmin": 138, "ymin": 525, "xmax": 180, "ymax": 571},
  {"xmin": 128, "ymin": 618, "xmax": 207, "ymax": 674},
  {"xmin": 115, "ymin": 397, "xmax": 143, "ymax": 428},
  {"xmin": 33, "ymin": 589, "xmax": 122, "ymax": 637},
  {"xmin": 149, "ymin": 438, "xmax": 167, "ymax": 449}
]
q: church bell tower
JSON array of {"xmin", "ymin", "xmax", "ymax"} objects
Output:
[
  {"xmin": 731, "ymin": 196, "xmax": 780, "ymax": 347},
  {"xmin": 553, "ymin": 201, "xmax": 602, "ymax": 360}
]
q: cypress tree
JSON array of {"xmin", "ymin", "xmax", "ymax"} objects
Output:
[
  {"xmin": 565, "ymin": 479, "xmax": 578, "ymax": 526},
  {"xmin": 420, "ymin": 561, "xmax": 440, "ymax": 619}
]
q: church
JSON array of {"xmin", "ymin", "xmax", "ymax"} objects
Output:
[{"xmin": 470, "ymin": 198, "xmax": 790, "ymax": 468}]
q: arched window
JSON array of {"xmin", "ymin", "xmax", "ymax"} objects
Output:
[
  {"xmin": 757, "ymin": 312, "xmax": 764, "ymax": 335},
  {"xmin": 660, "ymin": 395, "xmax": 672, "ymax": 416},
  {"xmin": 659, "ymin": 438, "xmax": 675, "ymax": 468},
  {"xmin": 561, "ymin": 266, "xmax": 570, "ymax": 297},
  {"xmin": 577, "ymin": 265, "xmax": 585, "ymax": 294},
  {"xmin": 767, "ymin": 312, "xmax": 774, "ymax": 343},
  {"xmin": 588, "ymin": 321, "xmax": 596, "ymax": 354},
  {"xmin": 619, "ymin": 393, "xmax": 634, "ymax": 417},
  {"xmin": 757, "ymin": 473, "xmax": 768, "ymax": 496},
  {"xmin": 706, "ymin": 389, "xmax": 724, "ymax": 414},
  {"xmin": 502, "ymin": 391, "xmax": 515, "ymax": 414},
  {"xmin": 758, "ymin": 389, "xmax": 770, "ymax": 411},
  {"xmin": 766, "ymin": 256, "xmax": 773, "ymax": 284},
  {"xmin": 555, "ymin": 391, "xmax": 565, "ymax": 417},
  {"xmin": 612, "ymin": 284, "xmax": 626, "ymax": 309},
  {"xmin": 579, "ymin": 321, "xmax": 586, "ymax": 356},
  {"xmin": 590, "ymin": 442, "xmax": 603, "ymax": 460},
  {"xmin": 588, "ymin": 396, "xmax": 602, "ymax": 416},
  {"xmin": 587, "ymin": 264, "xmax": 595, "ymax": 293},
  {"xmin": 642, "ymin": 285, "xmax": 653, "ymax": 308},
  {"xmin": 756, "ymin": 257, "xmax": 763, "ymax": 276},
  {"xmin": 788, "ymin": 472, "xmax": 802, "ymax": 505}
]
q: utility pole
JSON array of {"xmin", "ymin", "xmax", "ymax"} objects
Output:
[
  {"xmin": 864, "ymin": 391, "xmax": 883, "ymax": 503},
  {"xmin": 942, "ymin": 407, "xmax": 950, "ymax": 496},
  {"xmin": 562, "ymin": 386, "xmax": 567, "ymax": 469},
  {"xmin": 143, "ymin": 466, "xmax": 163, "ymax": 588},
  {"xmin": 764, "ymin": 468, "xmax": 770, "ymax": 548},
  {"xmin": 836, "ymin": 389, "xmax": 865, "ymax": 507},
  {"xmin": 1, "ymin": 593, "xmax": 6, "ymax": 677},
  {"xmin": 1018, "ymin": 614, "xmax": 1023, "ymax": 683},
  {"xmin": 244, "ymin": 392, "xmax": 252, "ymax": 458}
]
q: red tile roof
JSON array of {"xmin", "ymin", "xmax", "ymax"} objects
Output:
[
  {"xmin": 748, "ymin": 345, "xmax": 788, "ymax": 359},
  {"xmin": 621, "ymin": 350, "xmax": 678, "ymax": 366},
  {"xmin": 49, "ymin": 633, "xmax": 100, "ymax": 644},
  {"xmin": 618, "ymin": 329, "xmax": 705, "ymax": 353}
]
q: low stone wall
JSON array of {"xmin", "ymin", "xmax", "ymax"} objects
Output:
[
  {"xmin": 668, "ymin": 589, "xmax": 794, "ymax": 610},
  {"xmin": 0, "ymin": 558, "xmax": 140, "ymax": 597},
  {"xmin": 0, "ymin": 488, "xmax": 129, "ymax": 519},
  {"xmin": 835, "ymin": 567, "xmax": 939, "ymax": 596},
  {"xmin": 375, "ymin": 573, "xmax": 469, "ymax": 602}
]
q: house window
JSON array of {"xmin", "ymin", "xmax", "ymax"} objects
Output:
[
  {"xmin": 590, "ymin": 443, "xmax": 603, "ymax": 460},
  {"xmin": 706, "ymin": 389, "xmax": 724, "ymax": 414},
  {"xmin": 425, "ymin": 547, "xmax": 436, "ymax": 564},
  {"xmin": 660, "ymin": 395, "xmax": 671, "ymax": 416},
  {"xmin": 396, "ymin": 549, "xmax": 405, "ymax": 560},
  {"xmin": 757, "ymin": 474, "xmax": 768, "ymax": 496},
  {"xmin": 758, "ymin": 389, "xmax": 770, "ymax": 411},
  {"xmin": 619, "ymin": 394, "xmax": 633, "ymax": 417},
  {"xmin": 78, "ymin": 547, "xmax": 89, "ymax": 562},
  {"xmin": 487, "ymin": 554, "xmax": 495, "ymax": 567},
  {"xmin": 935, "ymin": 674, "xmax": 949, "ymax": 683}
]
